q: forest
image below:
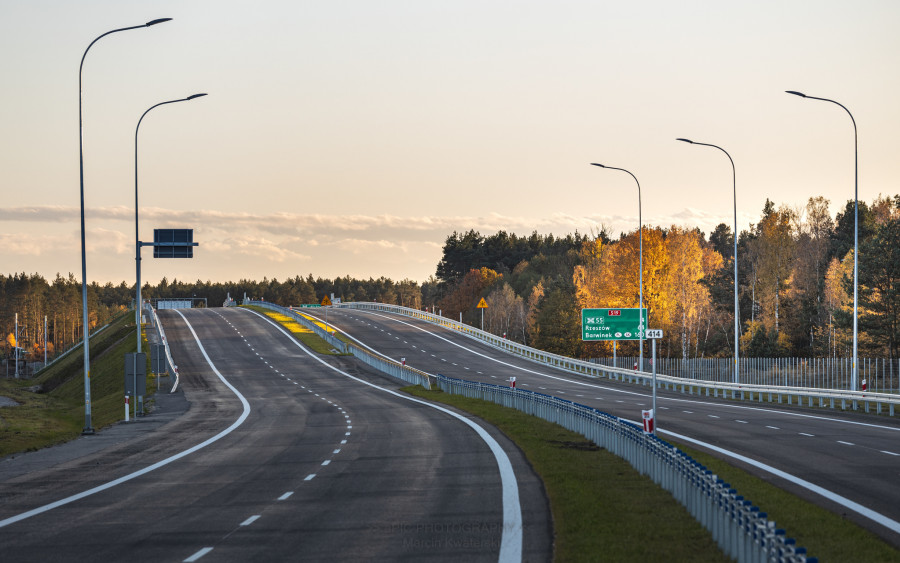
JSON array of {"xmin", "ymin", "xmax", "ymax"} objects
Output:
[{"xmin": 3, "ymin": 194, "xmax": 899, "ymax": 365}]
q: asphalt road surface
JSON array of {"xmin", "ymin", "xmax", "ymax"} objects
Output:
[
  {"xmin": 303, "ymin": 305, "xmax": 900, "ymax": 548},
  {"xmin": 0, "ymin": 308, "xmax": 551, "ymax": 562}
]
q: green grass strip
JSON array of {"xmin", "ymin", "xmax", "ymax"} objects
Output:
[
  {"xmin": 666, "ymin": 440, "xmax": 900, "ymax": 562},
  {"xmin": 402, "ymin": 385, "xmax": 728, "ymax": 562},
  {"xmin": 1, "ymin": 312, "xmax": 155, "ymax": 457}
]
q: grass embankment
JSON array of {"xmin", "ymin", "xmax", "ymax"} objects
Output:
[
  {"xmin": 670, "ymin": 441, "xmax": 900, "ymax": 562},
  {"xmin": 0, "ymin": 313, "xmax": 154, "ymax": 457},
  {"xmin": 403, "ymin": 385, "xmax": 726, "ymax": 562},
  {"xmin": 244, "ymin": 306, "xmax": 350, "ymax": 355},
  {"xmin": 403, "ymin": 386, "xmax": 900, "ymax": 562}
]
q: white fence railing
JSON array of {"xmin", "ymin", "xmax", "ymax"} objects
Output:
[
  {"xmin": 249, "ymin": 301, "xmax": 814, "ymax": 563},
  {"xmin": 333, "ymin": 302, "xmax": 898, "ymax": 417}
]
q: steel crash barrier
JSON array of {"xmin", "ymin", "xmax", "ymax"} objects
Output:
[
  {"xmin": 334, "ymin": 302, "xmax": 899, "ymax": 417},
  {"xmin": 146, "ymin": 304, "xmax": 180, "ymax": 392},
  {"xmin": 248, "ymin": 301, "xmax": 813, "ymax": 562}
]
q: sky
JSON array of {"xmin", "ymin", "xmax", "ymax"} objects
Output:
[{"xmin": 1, "ymin": 1, "xmax": 898, "ymax": 288}]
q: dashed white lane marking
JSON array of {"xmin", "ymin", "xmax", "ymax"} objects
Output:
[
  {"xmin": 800, "ymin": 432, "xmax": 815, "ymax": 437},
  {"xmin": 345, "ymin": 432, "xmax": 351, "ymax": 436},
  {"xmin": 304, "ymin": 474, "xmax": 316, "ymax": 481},
  {"xmin": 247, "ymin": 308, "xmax": 524, "ymax": 561},
  {"xmin": 184, "ymin": 547, "xmax": 213, "ymax": 562},
  {"xmin": 321, "ymin": 460, "xmax": 331, "ymax": 466},
  {"xmin": 736, "ymin": 420, "xmax": 749, "ymax": 424},
  {"xmin": 240, "ymin": 515, "xmax": 261, "ymax": 526},
  {"xmin": 707, "ymin": 415, "xmax": 718, "ymax": 418},
  {"xmin": 333, "ymin": 449, "xmax": 341, "ymax": 454},
  {"xmin": 882, "ymin": 450, "xmax": 899, "ymax": 456},
  {"xmin": 277, "ymin": 492, "xmax": 293, "ymax": 501},
  {"xmin": 341, "ymin": 440, "xmax": 347, "ymax": 444},
  {"xmin": 766, "ymin": 426, "xmax": 780, "ymax": 430},
  {"xmin": 837, "ymin": 440, "xmax": 855, "ymax": 446}
]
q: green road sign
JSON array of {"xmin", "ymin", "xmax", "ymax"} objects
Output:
[{"xmin": 581, "ymin": 308, "xmax": 648, "ymax": 341}]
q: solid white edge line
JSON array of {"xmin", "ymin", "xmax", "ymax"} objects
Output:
[
  {"xmin": 0, "ymin": 310, "xmax": 251, "ymax": 530},
  {"xmin": 245, "ymin": 308, "xmax": 523, "ymax": 563},
  {"xmin": 335, "ymin": 307, "xmax": 900, "ymax": 542},
  {"xmin": 657, "ymin": 426, "xmax": 900, "ymax": 536}
]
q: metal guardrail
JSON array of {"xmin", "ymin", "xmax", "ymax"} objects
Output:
[
  {"xmin": 145, "ymin": 304, "xmax": 179, "ymax": 393},
  {"xmin": 334, "ymin": 302, "xmax": 898, "ymax": 417},
  {"xmin": 249, "ymin": 300, "xmax": 813, "ymax": 562}
]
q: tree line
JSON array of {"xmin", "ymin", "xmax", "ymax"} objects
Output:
[
  {"xmin": 433, "ymin": 196, "xmax": 900, "ymax": 360},
  {"xmin": 4, "ymin": 194, "xmax": 898, "ymax": 363}
]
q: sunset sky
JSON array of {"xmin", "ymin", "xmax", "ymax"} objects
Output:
[{"xmin": 1, "ymin": 1, "xmax": 898, "ymax": 286}]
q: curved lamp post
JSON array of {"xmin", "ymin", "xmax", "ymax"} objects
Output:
[
  {"xmin": 135, "ymin": 93, "xmax": 207, "ymax": 354},
  {"xmin": 132, "ymin": 93, "xmax": 206, "ymax": 419},
  {"xmin": 78, "ymin": 18, "xmax": 172, "ymax": 434},
  {"xmin": 590, "ymin": 163, "xmax": 645, "ymax": 373},
  {"xmin": 786, "ymin": 90, "xmax": 859, "ymax": 391},
  {"xmin": 676, "ymin": 138, "xmax": 739, "ymax": 384}
]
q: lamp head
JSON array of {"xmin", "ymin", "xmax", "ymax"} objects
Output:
[
  {"xmin": 785, "ymin": 90, "xmax": 807, "ymax": 98},
  {"xmin": 590, "ymin": 163, "xmax": 605, "ymax": 168},
  {"xmin": 145, "ymin": 18, "xmax": 173, "ymax": 26},
  {"xmin": 676, "ymin": 138, "xmax": 694, "ymax": 144},
  {"xmin": 187, "ymin": 93, "xmax": 208, "ymax": 100}
]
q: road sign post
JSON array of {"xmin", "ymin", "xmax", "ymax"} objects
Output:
[
  {"xmin": 477, "ymin": 297, "xmax": 488, "ymax": 331},
  {"xmin": 645, "ymin": 329, "xmax": 662, "ymax": 435}
]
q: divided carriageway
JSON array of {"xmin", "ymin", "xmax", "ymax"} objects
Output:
[{"xmin": 302, "ymin": 305, "xmax": 900, "ymax": 548}]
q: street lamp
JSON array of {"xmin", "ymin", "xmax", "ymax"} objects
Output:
[
  {"xmin": 786, "ymin": 90, "xmax": 859, "ymax": 391},
  {"xmin": 132, "ymin": 93, "xmax": 206, "ymax": 419},
  {"xmin": 78, "ymin": 17, "xmax": 172, "ymax": 435},
  {"xmin": 590, "ymin": 163, "xmax": 645, "ymax": 373},
  {"xmin": 676, "ymin": 138, "xmax": 739, "ymax": 384},
  {"xmin": 135, "ymin": 93, "xmax": 207, "ymax": 354}
]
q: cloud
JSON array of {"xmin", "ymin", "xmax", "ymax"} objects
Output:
[{"xmin": 0, "ymin": 204, "xmax": 760, "ymax": 283}]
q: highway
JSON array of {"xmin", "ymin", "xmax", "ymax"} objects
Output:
[
  {"xmin": 302, "ymin": 305, "xmax": 900, "ymax": 548},
  {"xmin": 0, "ymin": 308, "xmax": 551, "ymax": 562}
]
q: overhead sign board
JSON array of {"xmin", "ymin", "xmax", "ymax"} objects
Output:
[
  {"xmin": 153, "ymin": 229, "xmax": 196, "ymax": 258},
  {"xmin": 581, "ymin": 308, "xmax": 648, "ymax": 341}
]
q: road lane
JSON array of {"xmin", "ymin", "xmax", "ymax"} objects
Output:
[
  {"xmin": 0, "ymin": 308, "xmax": 550, "ymax": 562},
  {"xmin": 305, "ymin": 306, "xmax": 900, "ymax": 546}
]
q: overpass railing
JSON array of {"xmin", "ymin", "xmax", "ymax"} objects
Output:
[
  {"xmin": 335, "ymin": 302, "xmax": 898, "ymax": 416},
  {"xmin": 250, "ymin": 301, "xmax": 813, "ymax": 562}
]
